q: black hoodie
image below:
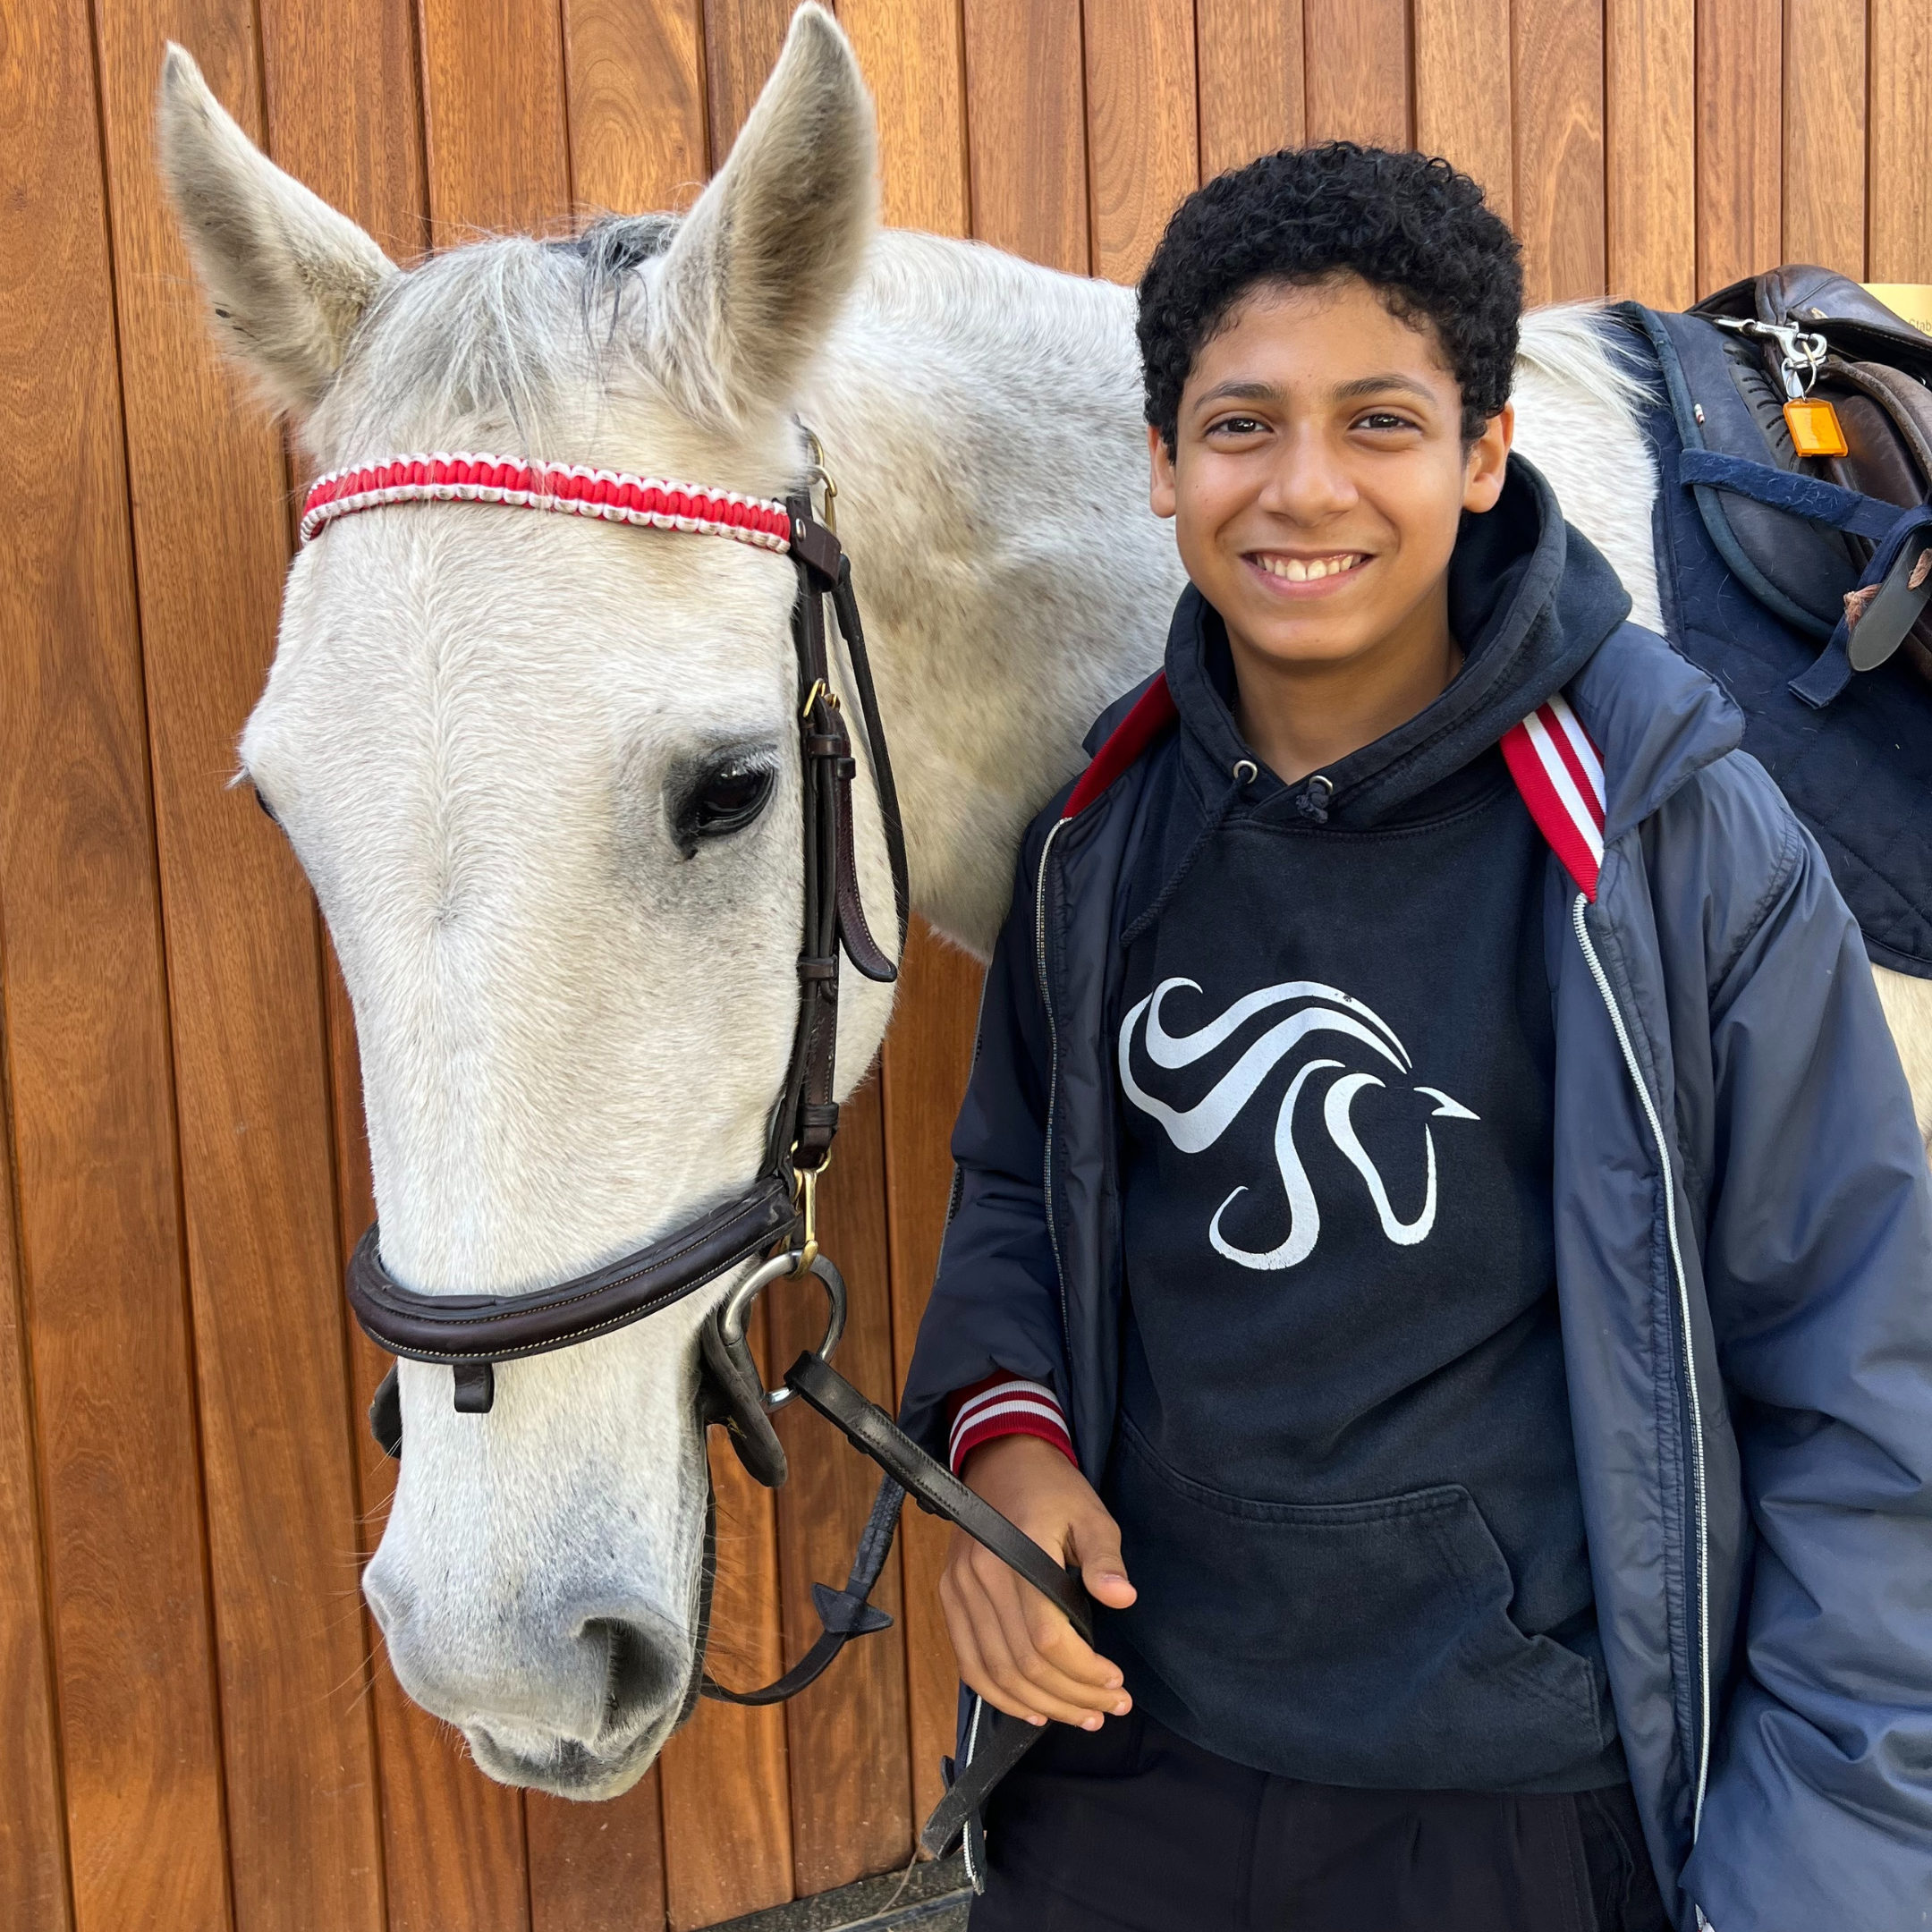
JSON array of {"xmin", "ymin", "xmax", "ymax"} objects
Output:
[{"xmin": 1101, "ymin": 462, "xmax": 1633, "ymax": 1794}]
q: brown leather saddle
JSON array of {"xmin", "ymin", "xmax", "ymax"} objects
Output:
[{"xmin": 1686, "ymin": 265, "xmax": 1932, "ymax": 692}]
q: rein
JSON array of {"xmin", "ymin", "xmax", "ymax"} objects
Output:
[{"xmin": 315, "ymin": 443, "xmax": 1076, "ymax": 1867}]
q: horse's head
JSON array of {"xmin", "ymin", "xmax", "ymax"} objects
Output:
[{"xmin": 157, "ymin": 5, "xmax": 891, "ymax": 1797}]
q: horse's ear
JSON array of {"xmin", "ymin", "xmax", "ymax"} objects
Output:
[
  {"xmin": 650, "ymin": 4, "xmax": 877, "ymax": 423},
  {"xmin": 155, "ymin": 43, "xmax": 394, "ymax": 417}
]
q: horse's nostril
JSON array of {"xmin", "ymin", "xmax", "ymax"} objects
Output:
[{"xmin": 589, "ymin": 1618, "xmax": 683, "ymax": 1740}]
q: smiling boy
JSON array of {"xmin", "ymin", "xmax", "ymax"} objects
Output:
[{"xmin": 900, "ymin": 147, "xmax": 1932, "ymax": 1929}]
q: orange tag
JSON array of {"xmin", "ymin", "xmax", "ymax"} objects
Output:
[{"xmin": 1784, "ymin": 396, "xmax": 1849, "ymax": 458}]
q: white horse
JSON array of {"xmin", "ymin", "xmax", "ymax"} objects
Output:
[{"xmin": 157, "ymin": 4, "xmax": 1932, "ymax": 1801}]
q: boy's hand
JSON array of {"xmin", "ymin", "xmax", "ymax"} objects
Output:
[{"xmin": 941, "ymin": 1433, "xmax": 1138, "ymax": 1729}]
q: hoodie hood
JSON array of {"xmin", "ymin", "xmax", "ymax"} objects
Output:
[{"xmin": 1163, "ymin": 456, "xmax": 1633, "ymax": 829}]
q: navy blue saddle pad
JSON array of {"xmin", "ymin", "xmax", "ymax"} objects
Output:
[{"xmin": 1607, "ymin": 302, "xmax": 1932, "ymax": 979}]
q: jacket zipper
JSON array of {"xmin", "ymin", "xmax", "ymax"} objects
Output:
[
  {"xmin": 1572, "ymin": 890, "xmax": 1711, "ymax": 1837},
  {"xmin": 1034, "ymin": 818, "xmax": 1074, "ymax": 1360}
]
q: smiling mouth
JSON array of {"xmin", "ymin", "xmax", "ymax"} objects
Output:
[{"xmin": 1248, "ymin": 550, "xmax": 1368, "ymax": 584}]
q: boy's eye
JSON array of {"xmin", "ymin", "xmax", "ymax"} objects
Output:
[
  {"xmin": 1208, "ymin": 414, "xmax": 1268, "ymax": 438},
  {"xmin": 1354, "ymin": 411, "xmax": 1419, "ymax": 434}
]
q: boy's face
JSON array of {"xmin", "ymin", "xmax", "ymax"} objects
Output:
[{"xmin": 1148, "ymin": 274, "xmax": 1512, "ymax": 678}]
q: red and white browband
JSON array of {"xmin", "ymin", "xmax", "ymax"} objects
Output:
[{"xmin": 299, "ymin": 451, "xmax": 795, "ymax": 552}]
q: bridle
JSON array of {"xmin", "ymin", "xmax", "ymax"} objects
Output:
[{"xmin": 310, "ymin": 442, "xmax": 1081, "ymax": 1869}]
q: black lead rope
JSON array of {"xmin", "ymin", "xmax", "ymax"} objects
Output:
[{"xmin": 697, "ymin": 1348, "xmax": 1092, "ymax": 1860}]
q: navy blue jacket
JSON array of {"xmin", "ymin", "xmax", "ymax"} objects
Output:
[{"xmin": 902, "ymin": 532, "xmax": 1932, "ymax": 1928}]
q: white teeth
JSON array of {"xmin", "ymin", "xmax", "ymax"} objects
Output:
[{"xmin": 1257, "ymin": 553, "xmax": 1360, "ymax": 581}]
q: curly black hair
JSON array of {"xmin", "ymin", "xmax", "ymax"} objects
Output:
[{"xmin": 1138, "ymin": 144, "xmax": 1522, "ymax": 450}]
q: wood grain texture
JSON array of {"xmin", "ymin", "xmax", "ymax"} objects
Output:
[
  {"xmin": 1697, "ymin": 0, "xmax": 1782, "ymax": 293},
  {"xmin": 1868, "ymin": 0, "xmax": 1932, "ymax": 282},
  {"xmin": 702, "ymin": 0, "xmax": 792, "ymax": 159},
  {"xmin": 419, "ymin": 0, "xmax": 572, "ymax": 237},
  {"xmin": 1412, "ymin": 0, "xmax": 1513, "ymax": 220},
  {"xmin": 770, "ymin": 1079, "xmax": 913, "ymax": 1893},
  {"xmin": 261, "ymin": 0, "xmax": 428, "ymax": 261},
  {"xmin": 841, "ymin": 0, "xmax": 970, "ymax": 232},
  {"xmin": 90, "ymin": 3, "xmax": 387, "ymax": 1924},
  {"xmin": 565, "ymin": 0, "xmax": 708, "ymax": 215},
  {"xmin": 1515, "ymin": 0, "xmax": 1606, "ymax": 301},
  {"xmin": 1606, "ymin": 0, "xmax": 1697, "ymax": 305},
  {"xmin": 1781, "ymin": 0, "xmax": 1865, "ymax": 275},
  {"xmin": 1301, "ymin": 0, "xmax": 1409, "ymax": 146},
  {"xmin": 877, "ymin": 922, "xmax": 983, "ymax": 1828},
  {"xmin": 660, "ymin": 1426, "xmax": 793, "ymax": 1929},
  {"xmin": 527, "ymin": 1775, "xmax": 668, "ymax": 1932},
  {"xmin": 1084, "ymin": 0, "xmax": 1198, "ymax": 284},
  {"xmin": 962, "ymin": 0, "xmax": 1089, "ymax": 269},
  {"xmin": 0, "ymin": 1028, "xmax": 72, "ymax": 1928},
  {"xmin": 0, "ymin": 3, "xmax": 233, "ymax": 1927},
  {"xmin": 1196, "ymin": 0, "xmax": 1303, "ymax": 176}
]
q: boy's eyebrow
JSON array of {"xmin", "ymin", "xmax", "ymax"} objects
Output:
[
  {"xmin": 1331, "ymin": 372, "xmax": 1438, "ymax": 403},
  {"xmin": 1191, "ymin": 372, "xmax": 1442, "ymax": 412}
]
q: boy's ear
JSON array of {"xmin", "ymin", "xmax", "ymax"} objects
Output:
[
  {"xmin": 1148, "ymin": 423, "xmax": 1177, "ymax": 520},
  {"xmin": 1462, "ymin": 402, "xmax": 1513, "ymax": 514}
]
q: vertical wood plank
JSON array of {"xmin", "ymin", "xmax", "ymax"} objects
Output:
[
  {"xmin": 1606, "ymin": 0, "xmax": 1696, "ymax": 304},
  {"xmin": 841, "ymin": 0, "xmax": 970, "ymax": 233},
  {"xmin": 1301, "ymin": 0, "xmax": 1410, "ymax": 147},
  {"xmin": 564, "ymin": 0, "xmax": 708, "ymax": 214},
  {"xmin": 527, "ymin": 1776, "xmax": 668, "ymax": 1932},
  {"xmin": 90, "ymin": 4, "xmax": 388, "ymax": 1925},
  {"xmin": 878, "ymin": 924, "xmax": 983, "ymax": 1828},
  {"xmin": 1868, "ymin": 0, "xmax": 1932, "ymax": 282},
  {"xmin": 701, "ymin": 0, "xmax": 792, "ymax": 157},
  {"xmin": 1782, "ymin": 0, "xmax": 1864, "ymax": 275},
  {"xmin": 660, "ymin": 1427, "xmax": 794, "ymax": 1928},
  {"xmin": 1697, "ymin": 0, "xmax": 1781, "ymax": 293},
  {"xmin": 838, "ymin": 2, "xmax": 979, "ymax": 1848},
  {"xmin": 0, "ymin": 3, "xmax": 233, "ymax": 1927},
  {"xmin": 419, "ymin": 0, "xmax": 572, "ymax": 237},
  {"xmin": 0, "ymin": 1043, "xmax": 72, "ymax": 1928},
  {"xmin": 1413, "ymin": 0, "xmax": 1512, "ymax": 219},
  {"xmin": 1196, "ymin": 0, "xmax": 1304, "ymax": 177},
  {"xmin": 769, "ymin": 1080, "xmax": 913, "ymax": 1894},
  {"xmin": 962, "ymin": 0, "xmax": 1089, "ymax": 269},
  {"xmin": 1515, "ymin": 0, "xmax": 1606, "ymax": 301},
  {"xmin": 1083, "ymin": 0, "xmax": 1199, "ymax": 284}
]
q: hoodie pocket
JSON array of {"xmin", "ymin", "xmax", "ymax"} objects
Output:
[{"xmin": 1104, "ymin": 1414, "xmax": 1615, "ymax": 1789}]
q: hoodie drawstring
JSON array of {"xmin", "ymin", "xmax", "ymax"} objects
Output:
[{"xmin": 1121, "ymin": 766, "xmax": 1252, "ymax": 949}]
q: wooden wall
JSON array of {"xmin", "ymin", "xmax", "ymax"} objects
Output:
[{"xmin": 1, "ymin": 1, "xmax": 1927, "ymax": 1927}]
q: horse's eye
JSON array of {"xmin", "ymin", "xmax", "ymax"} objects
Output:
[
  {"xmin": 252, "ymin": 784, "xmax": 282, "ymax": 827},
  {"xmin": 691, "ymin": 762, "xmax": 775, "ymax": 837}
]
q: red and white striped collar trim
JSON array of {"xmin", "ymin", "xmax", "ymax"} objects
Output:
[
  {"xmin": 298, "ymin": 451, "xmax": 795, "ymax": 552},
  {"xmin": 1499, "ymin": 693, "xmax": 1606, "ymax": 901},
  {"xmin": 1068, "ymin": 673, "xmax": 1609, "ymax": 902}
]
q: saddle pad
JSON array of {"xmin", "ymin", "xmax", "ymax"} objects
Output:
[{"xmin": 1608, "ymin": 304, "xmax": 1932, "ymax": 979}]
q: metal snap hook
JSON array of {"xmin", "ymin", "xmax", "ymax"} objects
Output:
[{"xmin": 715, "ymin": 1250, "xmax": 848, "ymax": 1411}]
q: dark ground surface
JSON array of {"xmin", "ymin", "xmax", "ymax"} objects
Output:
[{"xmin": 707, "ymin": 1854, "xmax": 969, "ymax": 1931}]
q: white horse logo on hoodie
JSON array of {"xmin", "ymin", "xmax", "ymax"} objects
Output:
[{"xmin": 1119, "ymin": 978, "xmax": 1480, "ymax": 1271}]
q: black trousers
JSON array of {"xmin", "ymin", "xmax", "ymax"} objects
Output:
[{"xmin": 970, "ymin": 1709, "xmax": 1671, "ymax": 1932}]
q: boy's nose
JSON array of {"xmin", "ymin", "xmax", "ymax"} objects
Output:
[{"xmin": 1257, "ymin": 434, "xmax": 1359, "ymax": 524}]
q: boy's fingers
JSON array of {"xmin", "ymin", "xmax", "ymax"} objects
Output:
[
  {"xmin": 966, "ymin": 1543, "xmax": 1117, "ymax": 1687},
  {"xmin": 944, "ymin": 1590, "xmax": 1045, "ymax": 1727},
  {"xmin": 953, "ymin": 1568, "xmax": 1109, "ymax": 1725},
  {"xmin": 1069, "ymin": 1512, "xmax": 1138, "ymax": 1608},
  {"xmin": 977, "ymin": 1570, "xmax": 1123, "ymax": 1719}
]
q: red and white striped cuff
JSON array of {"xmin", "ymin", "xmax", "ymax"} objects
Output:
[{"xmin": 945, "ymin": 1374, "xmax": 1075, "ymax": 1476}]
